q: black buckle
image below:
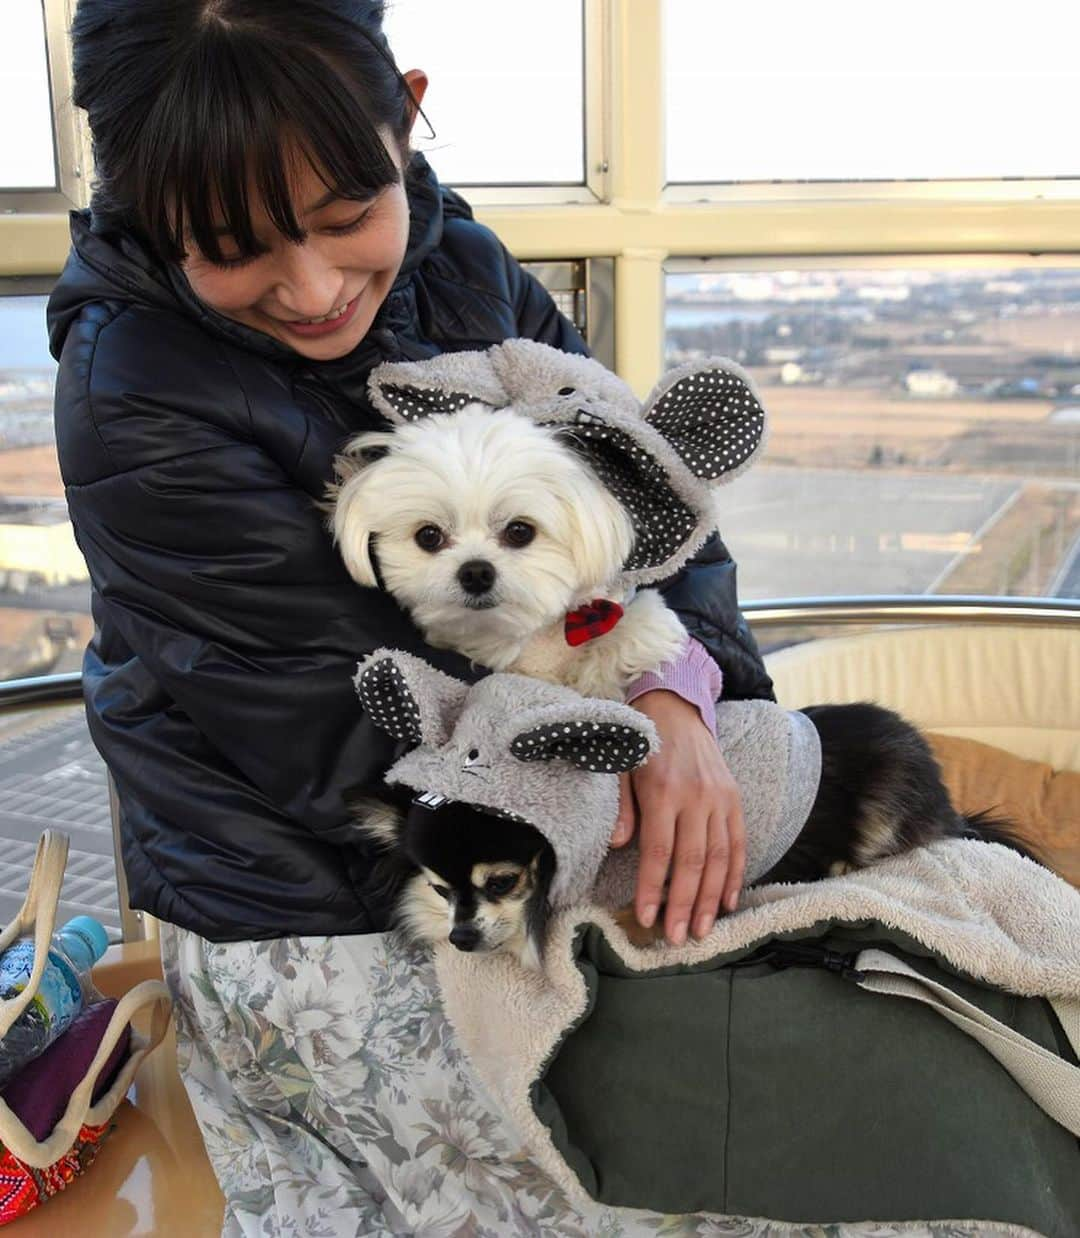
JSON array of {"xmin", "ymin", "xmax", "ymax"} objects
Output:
[{"xmin": 762, "ymin": 942, "xmax": 866, "ymax": 982}]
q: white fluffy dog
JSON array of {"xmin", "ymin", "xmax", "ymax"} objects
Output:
[
  {"xmin": 329, "ymin": 342, "xmax": 768, "ymax": 700},
  {"xmin": 331, "ymin": 406, "xmax": 687, "ymax": 699}
]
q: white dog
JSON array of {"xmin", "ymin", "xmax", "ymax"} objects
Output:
[{"xmin": 330, "ymin": 341, "xmax": 768, "ymax": 699}]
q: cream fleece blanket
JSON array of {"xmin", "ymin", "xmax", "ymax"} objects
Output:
[{"xmin": 434, "ymin": 837, "xmax": 1080, "ymax": 1207}]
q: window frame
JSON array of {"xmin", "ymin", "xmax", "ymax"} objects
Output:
[{"xmin": 2, "ymin": 0, "xmax": 90, "ymax": 213}]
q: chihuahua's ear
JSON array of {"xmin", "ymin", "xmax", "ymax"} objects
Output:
[
  {"xmin": 367, "ymin": 351, "xmax": 507, "ymax": 424},
  {"xmin": 509, "ymin": 700, "xmax": 658, "ymax": 774},
  {"xmin": 641, "ymin": 358, "xmax": 767, "ymax": 484},
  {"xmin": 328, "ymin": 432, "xmax": 398, "ymax": 588},
  {"xmin": 355, "ymin": 650, "xmax": 470, "ymax": 748}
]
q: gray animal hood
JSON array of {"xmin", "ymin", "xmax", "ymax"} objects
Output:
[
  {"xmin": 356, "ymin": 650, "xmax": 820, "ymax": 909},
  {"xmin": 364, "ymin": 339, "xmax": 768, "ymax": 587}
]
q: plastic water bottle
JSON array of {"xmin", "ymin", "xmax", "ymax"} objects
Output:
[{"xmin": 0, "ymin": 915, "xmax": 109, "ymax": 1087}]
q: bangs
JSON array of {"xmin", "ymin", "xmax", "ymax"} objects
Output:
[{"xmin": 134, "ymin": 28, "xmax": 404, "ymax": 264}]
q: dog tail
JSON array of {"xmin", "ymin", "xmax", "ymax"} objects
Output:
[{"xmin": 958, "ymin": 809, "xmax": 1043, "ymax": 865}]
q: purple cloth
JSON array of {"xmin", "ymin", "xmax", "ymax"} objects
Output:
[
  {"xmin": 626, "ymin": 636, "xmax": 724, "ymax": 738},
  {"xmin": 1, "ymin": 999, "xmax": 131, "ymax": 1140}
]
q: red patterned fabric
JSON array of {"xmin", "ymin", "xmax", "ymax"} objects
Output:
[
  {"xmin": 0, "ymin": 1121, "xmax": 112, "ymax": 1225},
  {"xmin": 564, "ymin": 599, "xmax": 624, "ymax": 647}
]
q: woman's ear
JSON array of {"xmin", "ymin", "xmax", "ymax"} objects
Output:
[{"xmin": 402, "ymin": 69, "xmax": 430, "ymax": 131}]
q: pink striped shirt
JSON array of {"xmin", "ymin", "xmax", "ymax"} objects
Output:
[{"xmin": 625, "ymin": 636, "xmax": 723, "ymax": 737}]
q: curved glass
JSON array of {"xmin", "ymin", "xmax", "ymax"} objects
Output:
[
  {"xmin": 1, "ymin": 0, "xmax": 57, "ymax": 190},
  {"xmin": 667, "ymin": 259, "xmax": 1080, "ymax": 602},
  {"xmin": 665, "ymin": 0, "xmax": 1080, "ymax": 185},
  {"xmin": 383, "ymin": 0, "xmax": 585, "ymax": 186}
]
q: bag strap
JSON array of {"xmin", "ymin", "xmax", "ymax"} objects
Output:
[
  {"xmin": 0, "ymin": 830, "xmax": 70, "ymax": 1037},
  {"xmin": 0, "ymin": 977, "xmax": 173, "ymax": 1168},
  {"xmin": 854, "ymin": 948, "xmax": 1080, "ymax": 1138}
]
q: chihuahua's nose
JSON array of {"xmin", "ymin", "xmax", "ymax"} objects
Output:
[
  {"xmin": 449, "ymin": 924, "xmax": 482, "ymax": 952},
  {"xmin": 457, "ymin": 559, "xmax": 496, "ymax": 595}
]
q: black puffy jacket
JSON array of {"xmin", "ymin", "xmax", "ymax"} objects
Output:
[{"xmin": 48, "ymin": 155, "xmax": 774, "ymax": 942}]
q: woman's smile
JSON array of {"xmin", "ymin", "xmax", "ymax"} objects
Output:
[{"xmin": 275, "ymin": 290, "xmax": 364, "ymax": 339}]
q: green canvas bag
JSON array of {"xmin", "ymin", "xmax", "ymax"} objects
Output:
[{"xmin": 537, "ymin": 923, "xmax": 1080, "ymax": 1235}]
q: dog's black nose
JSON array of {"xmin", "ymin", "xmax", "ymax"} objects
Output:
[
  {"xmin": 457, "ymin": 559, "xmax": 496, "ymax": 595},
  {"xmin": 449, "ymin": 924, "xmax": 482, "ymax": 952}
]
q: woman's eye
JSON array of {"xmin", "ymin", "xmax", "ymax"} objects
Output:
[
  {"xmin": 502, "ymin": 521, "xmax": 536, "ymax": 548},
  {"xmin": 430, "ymin": 884, "xmax": 451, "ymax": 901},
  {"xmin": 209, "ymin": 250, "xmax": 263, "ymax": 271},
  {"xmin": 415, "ymin": 525, "xmax": 445, "ymax": 552},
  {"xmin": 325, "ymin": 210, "xmax": 372, "ymax": 237},
  {"xmin": 484, "ymin": 873, "xmax": 519, "ymax": 898}
]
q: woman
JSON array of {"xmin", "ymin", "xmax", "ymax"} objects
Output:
[
  {"xmin": 53, "ymin": 0, "xmax": 772, "ymax": 948},
  {"xmin": 50, "ymin": 1, "xmax": 774, "ymax": 1227}
]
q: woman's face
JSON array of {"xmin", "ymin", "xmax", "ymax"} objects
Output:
[{"xmin": 181, "ymin": 129, "xmax": 413, "ymax": 363}]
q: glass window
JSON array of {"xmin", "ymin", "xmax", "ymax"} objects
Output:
[
  {"xmin": 666, "ymin": 261, "xmax": 1080, "ymax": 601},
  {"xmin": 0, "ymin": 291, "xmax": 88, "ymax": 678},
  {"xmin": 1, "ymin": 0, "xmax": 57, "ymax": 190},
  {"xmin": 665, "ymin": 0, "xmax": 1080, "ymax": 184},
  {"xmin": 383, "ymin": 0, "xmax": 585, "ymax": 185}
]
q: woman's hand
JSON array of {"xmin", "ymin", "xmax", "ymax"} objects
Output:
[{"xmin": 610, "ymin": 690, "xmax": 745, "ymax": 944}]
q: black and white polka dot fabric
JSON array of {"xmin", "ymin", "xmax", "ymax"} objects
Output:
[
  {"xmin": 379, "ymin": 383, "xmax": 485, "ymax": 421},
  {"xmin": 357, "ymin": 658, "xmax": 423, "ymax": 745},
  {"xmin": 647, "ymin": 368, "xmax": 766, "ymax": 481},
  {"xmin": 510, "ymin": 719, "xmax": 652, "ymax": 774},
  {"xmin": 560, "ymin": 421, "xmax": 698, "ymax": 572}
]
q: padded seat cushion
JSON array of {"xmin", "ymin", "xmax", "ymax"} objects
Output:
[
  {"xmin": 927, "ymin": 732, "xmax": 1080, "ymax": 887},
  {"xmin": 764, "ymin": 623, "xmax": 1080, "ymax": 771}
]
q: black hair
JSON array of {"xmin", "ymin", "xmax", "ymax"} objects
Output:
[{"xmin": 71, "ymin": 0, "xmax": 427, "ymax": 264}]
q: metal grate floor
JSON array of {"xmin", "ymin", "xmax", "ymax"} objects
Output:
[{"xmin": 0, "ymin": 707, "xmax": 120, "ymax": 940}]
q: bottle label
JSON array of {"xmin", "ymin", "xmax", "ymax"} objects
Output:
[{"xmin": 0, "ymin": 940, "xmax": 82, "ymax": 1037}]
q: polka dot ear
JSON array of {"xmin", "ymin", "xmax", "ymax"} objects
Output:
[
  {"xmin": 354, "ymin": 658, "xmax": 421, "ymax": 742},
  {"xmin": 642, "ymin": 362, "xmax": 767, "ymax": 482},
  {"xmin": 510, "ymin": 719, "xmax": 654, "ymax": 774},
  {"xmin": 355, "ymin": 651, "xmax": 472, "ymax": 748},
  {"xmin": 371, "ymin": 382, "xmax": 488, "ymax": 422},
  {"xmin": 355, "ymin": 658, "xmax": 424, "ymax": 746}
]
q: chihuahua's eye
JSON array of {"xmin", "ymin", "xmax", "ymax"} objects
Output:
[
  {"xmin": 415, "ymin": 525, "xmax": 445, "ymax": 552},
  {"xmin": 430, "ymin": 883, "xmax": 451, "ymax": 900},
  {"xmin": 502, "ymin": 520, "xmax": 536, "ymax": 549},
  {"xmin": 483, "ymin": 872, "xmax": 520, "ymax": 898}
]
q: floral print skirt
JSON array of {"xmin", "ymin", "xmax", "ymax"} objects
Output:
[{"xmin": 160, "ymin": 923, "xmax": 1023, "ymax": 1238}]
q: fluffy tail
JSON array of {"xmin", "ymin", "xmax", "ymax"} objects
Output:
[{"xmin": 959, "ymin": 809, "xmax": 1043, "ymax": 865}]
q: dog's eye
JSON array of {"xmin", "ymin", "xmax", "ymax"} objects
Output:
[
  {"xmin": 430, "ymin": 883, "xmax": 451, "ymax": 900},
  {"xmin": 483, "ymin": 873, "xmax": 520, "ymax": 898},
  {"xmin": 502, "ymin": 521, "xmax": 536, "ymax": 549},
  {"xmin": 415, "ymin": 525, "xmax": 445, "ymax": 552}
]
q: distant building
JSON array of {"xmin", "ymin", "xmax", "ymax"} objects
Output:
[
  {"xmin": 905, "ymin": 369, "xmax": 959, "ymax": 397},
  {"xmin": 0, "ymin": 500, "xmax": 88, "ymax": 589}
]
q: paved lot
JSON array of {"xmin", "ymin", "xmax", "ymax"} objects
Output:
[
  {"xmin": 718, "ymin": 467, "xmax": 1022, "ymax": 599},
  {"xmin": 0, "ymin": 706, "xmax": 120, "ymax": 940}
]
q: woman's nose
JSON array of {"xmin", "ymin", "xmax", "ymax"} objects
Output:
[{"xmin": 272, "ymin": 242, "xmax": 345, "ymax": 319}]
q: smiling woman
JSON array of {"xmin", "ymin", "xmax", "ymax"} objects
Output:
[{"xmin": 180, "ymin": 144, "xmax": 417, "ymax": 359}]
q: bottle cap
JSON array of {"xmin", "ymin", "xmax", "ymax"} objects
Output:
[{"xmin": 61, "ymin": 916, "xmax": 109, "ymax": 965}]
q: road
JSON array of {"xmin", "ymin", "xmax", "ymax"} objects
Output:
[{"xmin": 717, "ymin": 467, "xmax": 1021, "ymax": 599}]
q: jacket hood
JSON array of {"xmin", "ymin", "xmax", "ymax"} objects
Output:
[{"xmin": 47, "ymin": 153, "xmax": 452, "ymax": 369}]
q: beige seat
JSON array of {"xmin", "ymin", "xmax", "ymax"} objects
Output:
[
  {"xmin": 15, "ymin": 939, "xmax": 225, "ymax": 1238},
  {"xmin": 764, "ymin": 622, "xmax": 1080, "ymax": 772}
]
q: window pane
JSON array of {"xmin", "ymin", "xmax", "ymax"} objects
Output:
[
  {"xmin": 0, "ymin": 293, "xmax": 89, "ymax": 675},
  {"xmin": 383, "ymin": 0, "xmax": 584, "ymax": 185},
  {"xmin": 666, "ymin": 263, "xmax": 1080, "ymax": 601},
  {"xmin": 665, "ymin": 0, "xmax": 1080, "ymax": 184},
  {"xmin": 0, "ymin": 0, "xmax": 57, "ymax": 189}
]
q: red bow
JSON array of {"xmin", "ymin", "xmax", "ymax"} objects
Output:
[{"xmin": 564, "ymin": 599, "xmax": 624, "ymax": 647}]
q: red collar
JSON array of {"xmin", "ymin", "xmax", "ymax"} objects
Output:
[{"xmin": 564, "ymin": 598, "xmax": 624, "ymax": 647}]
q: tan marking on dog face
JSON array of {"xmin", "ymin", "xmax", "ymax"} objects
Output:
[{"xmin": 470, "ymin": 861, "xmax": 529, "ymax": 899}]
